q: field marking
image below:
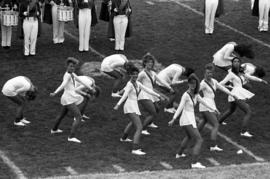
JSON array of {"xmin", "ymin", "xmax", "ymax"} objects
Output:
[
  {"xmin": 205, "ymin": 124, "xmax": 265, "ymax": 162},
  {"xmin": 206, "ymin": 158, "xmax": 220, "ymax": 166},
  {"xmin": 160, "ymin": 161, "xmax": 173, "ymax": 170},
  {"xmin": 145, "ymin": 1, "xmax": 155, "ymax": 5},
  {"xmin": 42, "ymin": 162, "xmax": 270, "ymax": 179},
  {"xmin": 112, "ymin": 164, "xmax": 126, "ymax": 173},
  {"xmin": 0, "ymin": 150, "xmax": 27, "ymax": 179},
  {"xmin": 64, "ymin": 167, "xmax": 78, "ymax": 175},
  {"xmin": 155, "ymin": 0, "xmax": 270, "ymax": 49}
]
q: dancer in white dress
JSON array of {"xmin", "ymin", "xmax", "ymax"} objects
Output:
[
  {"xmin": 212, "ymin": 42, "xmax": 254, "ymax": 71},
  {"xmin": 156, "ymin": 63, "xmax": 194, "ymax": 113},
  {"xmin": 100, "ymin": 54, "xmax": 129, "ymax": 97},
  {"xmin": 169, "ymin": 74, "xmax": 218, "ymax": 169},
  {"xmin": 75, "ymin": 75, "xmax": 100, "ymax": 120},
  {"xmin": 2, "ymin": 76, "xmax": 37, "ymax": 126},
  {"xmin": 197, "ymin": 64, "xmax": 237, "ymax": 151},
  {"xmin": 137, "ymin": 53, "xmax": 172, "ymax": 134},
  {"xmin": 218, "ymin": 58, "xmax": 268, "ymax": 137},
  {"xmin": 50, "ymin": 57, "xmax": 93, "ymax": 143},
  {"xmin": 114, "ymin": 64, "xmax": 161, "ymax": 155}
]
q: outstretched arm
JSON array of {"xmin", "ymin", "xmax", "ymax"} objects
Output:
[
  {"xmin": 138, "ymin": 82, "xmax": 160, "ymax": 98},
  {"xmin": 114, "ymin": 83, "xmax": 132, "ymax": 109},
  {"xmin": 198, "ymin": 95, "xmax": 219, "ymax": 114},
  {"xmin": 168, "ymin": 93, "xmax": 187, "ymax": 126},
  {"xmin": 51, "ymin": 73, "xmax": 70, "ymax": 96},
  {"xmin": 244, "ymin": 74, "xmax": 268, "ymax": 84}
]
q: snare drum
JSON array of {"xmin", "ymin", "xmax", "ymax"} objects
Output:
[
  {"xmin": 57, "ymin": 6, "xmax": 73, "ymax": 22},
  {"xmin": 2, "ymin": 11, "xmax": 18, "ymax": 26}
]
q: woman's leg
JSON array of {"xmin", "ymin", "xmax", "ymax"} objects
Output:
[
  {"xmin": 259, "ymin": 0, "xmax": 266, "ymax": 30},
  {"xmin": 66, "ymin": 103, "xmax": 82, "ymax": 138},
  {"xmin": 113, "ymin": 16, "xmax": 121, "ymax": 50},
  {"xmin": 184, "ymin": 125, "xmax": 203, "ymax": 164},
  {"xmin": 205, "ymin": 0, "xmax": 211, "ymax": 33},
  {"xmin": 119, "ymin": 16, "xmax": 128, "ymax": 50},
  {"xmin": 202, "ymin": 111, "xmax": 219, "ymax": 147},
  {"xmin": 105, "ymin": 70, "xmax": 123, "ymax": 93},
  {"xmin": 121, "ymin": 121, "xmax": 133, "ymax": 140},
  {"xmin": 219, "ymin": 102, "xmax": 237, "ymax": 124},
  {"xmin": 139, "ymin": 100, "xmax": 157, "ymax": 129},
  {"xmin": 52, "ymin": 106, "xmax": 68, "ymax": 131},
  {"xmin": 127, "ymin": 113, "xmax": 143, "ymax": 150},
  {"xmin": 235, "ymin": 100, "xmax": 252, "ymax": 133},
  {"xmin": 176, "ymin": 127, "xmax": 191, "ymax": 155},
  {"xmin": 84, "ymin": 9, "xmax": 91, "ymax": 51},
  {"xmin": 209, "ymin": 0, "xmax": 218, "ymax": 33},
  {"xmin": 7, "ymin": 96, "xmax": 26, "ymax": 122}
]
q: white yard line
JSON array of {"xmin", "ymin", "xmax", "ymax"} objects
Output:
[
  {"xmin": 0, "ymin": 150, "xmax": 27, "ymax": 179},
  {"xmin": 206, "ymin": 158, "xmax": 220, "ymax": 166},
  {"xmin": 161, "ymin": 0, "xmax": 270, "ymax": 49},
  {"xmin": 112, "ymin": 164, "xmax": 126, "ymax": 173},
  {"xmin": 64, "ymin": 167, "xmax": 78, "ymax": 175},
  {"xmin": 160, "ymin": 161, "xmax": 173, "ymax": 169}
]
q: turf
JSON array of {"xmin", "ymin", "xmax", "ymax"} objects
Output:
[{"xmin": 0, "ymin": 0, "xmax": 270, "ymax": 178}]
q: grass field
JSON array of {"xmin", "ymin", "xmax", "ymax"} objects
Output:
[{"xmin": 0, "ymin": 0, "xmax": 270, "ymax": 178}]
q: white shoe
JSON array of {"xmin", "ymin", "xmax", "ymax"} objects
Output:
[
  {"xmin": 82, "ymin": 114, "xmax": 90, "ymax": 119},
  {"xmin": 51, "ymin": 129, "xmax": 63, "ymax": 134},
  {"xmin": 74, "ymin": 118, "xmax": 85, "ymax": 122},
  {"xmin": 111, "ymin": 92, "xmax": 122, "ymax": 98},
  {"xmin": 21, "ymin": 118, "xmax": 30, "ymax": 124},
  {"xmin": 210, "ymin": 145, "xmax": 223, "ymax": 152},
  {"xmin": 240, "ymin": 131, "xmax": 253, "ymax": 138},
  {"xmin": 120, "ymin": 138, "xmax": 132, "ymax": 142},
  {"xmin": 176, "ymin": 153, "xmax": 186, "ymax": 158},
  {"xmin": 148, "ymin": 123, "xmax": 158, "ymax": 128},
  {"xmin": 68, "ymin": 137, "xmax": 81, "ymax": 143},
  {"xmin": 14, "ymin": 121, "xmax": 26, "ymax": 126},
  {"xmin": 191, "ymin": 162, "xmax": 206, "ymax": 169},
  {"xmin": 221, "ymin": 122, "xmax": 227, "ymax": 125},
  {"xmin": 164, "ymin": 108, "xmax": 176, "ymax": 113},
  {"xmin": 131, "ymin": 149, "xmax": 146, "ymax": 155},
  {"xmin": 141, "ymin": 130, "xmax": 150, "ymax": 135}
]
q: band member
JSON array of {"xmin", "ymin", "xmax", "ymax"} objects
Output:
[
  {"xmin": 100, "ymin": 54, "xmax": 129, "ymax": 97},
  {"xmin": 50, "ymin": 0, "xmax": 72, "ymax": 44},
  {"xmin": 2, "ymin": 76, "xmax": 37, "ymax": 126},
  {"xmin": 212, "ymin": 42, "xmax": 254, "ymax": 71},
  {"xmin": 110, "ymin": 0, "xmax": 131, "ymax": 51},
  {"xmin": 204, "ymin": 0, "xmax": 223, "ymax": 34},
  {"xmin": 197, "ymin": 64, "xmax": 237, "ymax": 151},
  {"xmin": 138, "ymin": 53, "xmax": 173, "ymax": 134},
  {"xmin": 156, "ymin": 64, "xmax": 194, "ymax": 113},
  {"xmin": 114, "ymin": 65, "xmax": 162, "ymax": 155},
  {"xmin": 19, "ymin": 0, "xmax": 41, "ymax": 56},
  {"xmin": 218, "ymin": 57, "xmax": 268, "ymax": 137},
  {"xmin": 50, "ymin": 57, "xmax": 93, "ymax": 143},
  {"xmin": 0, "ymin": 0, "xmax": 18, "ymax": 49},
  {"xmin": 73, "ymin": 0, "xmax": 96, "ymax": 52},
  {"xmin": 168, "ymin": 74, "xmax": 218, "ymax": 169},
  {"xmin": 252, "ymin": 0, "xmax": 270, "ymax": 32}
]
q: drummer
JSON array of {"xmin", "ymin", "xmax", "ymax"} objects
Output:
[
  {"xmin": 0, "ymin": 0, "xmax": 18, "ymax": 49},
  {"xmin": 50, "ymin": 0, "xmax": 72, "ymax": 44}
]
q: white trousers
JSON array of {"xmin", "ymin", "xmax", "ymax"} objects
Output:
[
  {"xmin": 259, "ymin": 0, "xmax": 270, "ymax": 30},
  {"xmin": 23, "ymin": 17, "xmax": 38, "ymax": 55},
  {"xmin": 113, "ymin": 15, "xmax": 128, "ymax": 50},
  {"xmin": 79, "ymin": 8, "xmax": 91, "ymax": 51},
  {"xmin": 52, "ymin": 5, "xmax": 65, "ymax": 43},
  {"xmin": 205, "ymin": 0, "xmax": 218, "ymax": 33},
  {"xmin": 1, "ymin": 25, "xmax": 12, "ymax": 47}
]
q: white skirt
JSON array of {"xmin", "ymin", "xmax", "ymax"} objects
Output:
[
  {"xmin": 61, "ymin": 91, "xmax": 84, "ymax": 106},
  {"xmin": 228, "ymin": 87, "xmax": 254, "ymax": 102},
  {"xmin": 179, "ymin": 110, "xmax": 197, "ymax": 128},
  {"xmin": 199, "ymin": 97, "xmax": 216, "ymax": 112},
  {"xmin": 124, "ymin": 99, "xmax": 141, "ymax": 115}
]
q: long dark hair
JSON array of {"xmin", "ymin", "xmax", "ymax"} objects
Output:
[
  {"xmin": 188, "ymin": 73, "xmax": 200, "ymax": 94},
  {"xmin": 231, "ymin": 57, "xmax": 241, "ymax": 75},
  {"xmin": 234, "ymin": 44, "xmax": 254, "ymax": 59}
]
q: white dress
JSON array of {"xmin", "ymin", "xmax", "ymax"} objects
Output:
[
  {"xmin": 100, "ymin": 54, "xmax": 127, "ymax": 72},
  {"xmin": 173, "ymin": 92, "xmax": 200, "ymax": 128},
  {"xmin": 219, "ymin": 71, "xmax": 254, "ymax": 102},
  {"xmin": 213, "ymin": 42, "xmax": 237, "ymax": 67},
  {"xmin": 2, "ymin": 76, "xmax": 31, "ymax": 97},
  {"xmin": 157, "ymin": 64, "xmax": 184, "ymax": 87},
  {"xmin": 55, "ymin": 72, "xmax": 84, "ymax": 106},
  {"xmin": 199, "ymin": 79, "xmax": 217, "ymax": 112},
  {"xmin": 138, "ymin": 70, "xmax": 158, "ymax": 102}
]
